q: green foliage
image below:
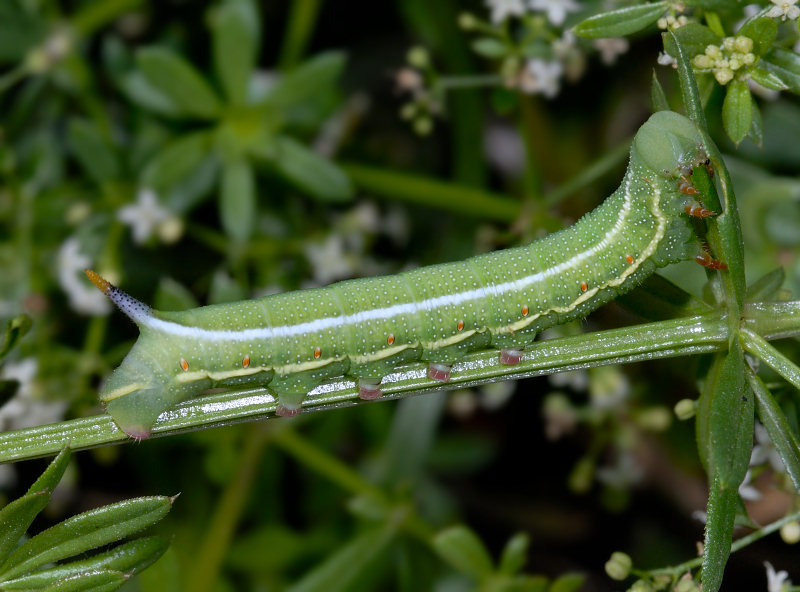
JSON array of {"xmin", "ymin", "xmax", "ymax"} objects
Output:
[
  {"xmin": 1, "ymin": 0, "xmax": 800, "ymax": 590},
  {"xmin": 0, "ymin": 448, "xmax": 169, "ymax": 591}
]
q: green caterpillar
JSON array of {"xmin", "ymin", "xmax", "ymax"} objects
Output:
[{"xmin": 89, "ymin": 110, "xmax": 717, "ymax": 439}]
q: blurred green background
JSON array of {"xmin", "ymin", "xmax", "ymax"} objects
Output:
[{"xmin": 1, "ymin": 0, "xmax": 799, "ymax": 590}]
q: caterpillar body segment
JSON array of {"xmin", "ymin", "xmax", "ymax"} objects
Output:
[{"xmin": 90, "ymin": 111, "xmax": 713, "ymax": 439}]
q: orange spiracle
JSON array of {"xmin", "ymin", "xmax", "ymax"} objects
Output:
[
  {"xmin": 457, "ymin": 320, "xmax": 465, "ymax": 331},
  {"xmin": 314, "ymin": 347, "xmax": 321, "ymax": 359},
  {"xmin": 180, "ymin": 358, "xmax": 189, "ymax": 371},
  {"xmin": 580, "ymin": 281, "xmax": 588, "ymax": 292},
  {"xmin": 387, "ymin": 334, "xmax": 395, "ymax": 345},
  {"xmin": 242, "ymin": 355, "xmax": 251, "ymax": 368},
  {"xmin": 625, "ymin": 255, "xmax": 634, "ymax": 264},
  {"xmin": 521, "ymin": 305, "xmax": 529, "ymax": 317}
]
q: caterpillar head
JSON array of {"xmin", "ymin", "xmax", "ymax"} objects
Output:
[
  {"xmin": 99, "ymin": 345, "xmax": 174, "ymax": 439},
  {"xmin": 633, "ymin": 111, "xmax": 706, "ymax": 180}
]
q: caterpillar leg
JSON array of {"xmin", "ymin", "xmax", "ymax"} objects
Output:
[
  {"xmin": 695, "ymin": 252, "xmax": 728, "ymax": 270},
  {"xmin": 684, "ymin": 202, "xmax": 717, "ymax": 218},
  {"xmin": 358, "ymin": 379, "xmax": 383, "ymax": 400},
  {"xmin": 428, "ymin": 363, "xmax": 452, "ymax": 382},
  {"xmin": 276, "ymin": 404, "xmax": 302, "ymax": 417},
  {"xmin": 499, "ymin": 348, "xmax": 524, "ymax": 365}
]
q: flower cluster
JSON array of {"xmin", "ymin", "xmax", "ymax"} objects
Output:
[{"xmin": 692, "ymin": 35, "xmax": 756, "ymax": 85}]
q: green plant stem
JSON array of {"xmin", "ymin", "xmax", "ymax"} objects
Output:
[
  {"xmin": 2, "ymin": 303, "xmax": 800, "ymax": 464},
  {"xmin": 272, "ymin": 426, "xmax": 384, "ymax": 500},
  {"xmin": 272, "ymin": 427, "xmax": 434, "ymax": 541},
  {"xmin": 543, "ymin": 137, "xmax": 631, "ymax": 207},
  {"xmin": 649, "ymin": 507, "xmax": 800, "ymax": 578},
  {"xmin": 341, "ymin": 163, "xmax": 520, "ymax": 222},
  {"xmin": 0, "ymin": 310, "xmax": 727, "ymax": 463},
  {"xmin": 277, "ymin": 0, "xmax": 323, "ymax": 71},
  {"xmin": 438, "ymin": 75, "xmax": 504, "ymax": 89},
  {"xmin": 184, "ymin": 424, "xmax": 271, "ymax": 592}
]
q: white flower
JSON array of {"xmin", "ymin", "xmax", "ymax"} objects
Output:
[
  {"xmin": 593, "ymin": 37, "xmax": 630, "ymax": 65},
  {"xmin": 738, "ymin": 469, "xmax": 762, "ymax": 501},
  {"xmin": 486, "ymin": 0, "xmax": 527, "ymax": 23},
  {"xmin": 303, "ymin": 234, "xmax": 357, "ymax": 286},
  {"xmin": 596, "ymin": 451, "xmax": 644, "ymax": 488},
  {"xmin": 766, "ymin": 0, "xmax": 800, "ymax": 20},
  {"xmin": 528, "ymin": 0, "xmax": 580, "ymax": 26},
  {"xmin": 751, "ymin": 422, "xmax": 785, "ymax": 472},
  {"xmin": 765, "ymin": 561, "xmax": 791, "ymax": 592},
  {"xmin": 521, "ymin": 59, "xmax": 563, "ymax": 98},
  {"xmin": 57, "ymin": 238, "xmax": 111, "ymax": 315},
  {"xmin": 484, "ymin": 123, "xmax": 526, "ymax": 177},
  {"xmin": 657, "ymin": 51, "xmax": 677, "ymax": 67},
  {"xmin": 117, "ymin": 188, "xmax": 177, "ymax": 244},
  {"xmin": 0, "ymin": 358, "xmax": 67, "ymax": 431}
]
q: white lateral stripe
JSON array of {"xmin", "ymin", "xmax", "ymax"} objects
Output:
[{"xmin": 144, "ymin": 176, "xmax": 640, "ymax": 343}]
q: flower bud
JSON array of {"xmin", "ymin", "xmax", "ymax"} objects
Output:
[{"xmin": 605, "ymin": 551, "xmax": 633, "ymax": 581}]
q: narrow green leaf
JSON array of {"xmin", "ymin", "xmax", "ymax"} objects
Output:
[
  {"xmin": 651, "ymin": 70, "xmax": 670, "ymax": 112},
  {"xmin": 750, "ymin": 67, "xmax": 789, "ymax": 91},
  {"xmin": 212, "ymin": 0, "xmax": 258, "ymax": 105},
  {"xmin": 0, "ymin": 492, "xmax": 49, "ymax": 568},
  {"xmin": 707, "ymin": 346, "xmax": 753, "ymax": 488},
  {"xmin": 136, "ymin": 47, "xmax": 221, "ymax": 119},
  {"xmin": 663, "ymin": 23, "xmax": 721, "ymax": 65},
  {"xmin": 498, "ymin": 533, "xmax": 529, "ymax": 576},
  {"xmin": 0, "ymin": 496, "xmax": 172, "ymax": 580},
  {"xmin": 737, "ymin": 17, "xmax": 777, "ymax": 56},
  {"xmin": 66, "ymin": 120, "xmax": 120, "ymax": 183},
  {"xmin": 27, "ymin": 447, "xmax": 71, "ymax": 497},
  {"xmin": 572, "ymin": 2, "xmax": 668, "ymax": 38},
  {"xmin": 42, "ymin": 569, "xmax": 127, "ymax": 592},
  {"xmin": 698, "ymin": 346, "xmax": 753, "ymax": 592},
  {"xmin": 722, "ymin": 80, "xmax": 753, "ymax": 145},
  {"xmin": 120, "ymin": 70, "xmax": 183, "ymax": 117},
  {"xmin": 271, "ymin": 136, "xmax": 353, "ymax": 202},
  {"xmin": 702, "ymin": 476, "xmax": 739, "ymax": 592},
  {"xmin": 617, "ymin": 273, "xmax": 712, "ymax": 321},
  {"xmin": 745, "ymin": 268, "xmax": 785, "ymax": 302},
  {"xmin": 747, "ymin": 370, "xmax": 800, "ymax": 494},
  {"xmin": 2, "ymin": 537, "xmax": 169, "ymax": 590},
  {"xmin": 433, "ymin": 525, "xmax": 494, "ymax": 579},
  {"xmin": 668, "ymin": 30, "xmax": 710, "ymax": 130},
  {"xmin": 374, "ymin": 394, "xmax": 445, "ymax": 485},
  {"xmin": 761, "ymin": 48, "xmax": 800, "ymax": 94},
  {"xmin": 740, "ymin": 328, "xmax": 800, "ymax": 392},
  {"xmin": 142, "ymin": 132, "xmax": 212, "ymax": 192},
  {"xmin": 0, "ymin": 448, "xmax": 70, "ymax": 566},
  {"xmin": 746, "ymin": 98, "xmax": 763, "ymax": 148},
  {"xmin": 286, "ymin": 525, "xmax": 395, "ymax": 592},
  {"xmin": 219, "ymin": 158, "xmax": 256, "ymax": 242},
  {"xmin": 0, "ymin": 314, "xmax": 32, "ymax": 360},
  {"xmin": 262, "ymin": 51, "xmax": 346, "ymax": 112},
  {"xmin": 471, "ymin": 37, "xmax": 507, "ymax": 58},
  {"xmin": 342, "ymin": 163, "xmax": 519, "ymax": 221}
]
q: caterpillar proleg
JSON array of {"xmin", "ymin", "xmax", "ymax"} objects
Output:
[{"xmin": 89, "ymin": 111, "xmax": 714, "ymax": 439}]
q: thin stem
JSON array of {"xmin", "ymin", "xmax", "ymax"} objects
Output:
[
  {"xmin": 437, "ymin": 74, "xmax": 504, "ymax": 89},
  {"xmin": 649, "ymin": 508, "xmax": 800, "ymax": 578},
  {"xmin": 0, "ymin": 311, "xmax": 732, "ymax": 463},
  {"xmin": 184, "ymin": 424, "xmax": 271, "ymax": 592}
]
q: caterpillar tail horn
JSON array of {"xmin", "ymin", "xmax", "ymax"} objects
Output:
[{"xmin": 85, "ymin": 269, "xmax": 152, "ymax": 325}]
